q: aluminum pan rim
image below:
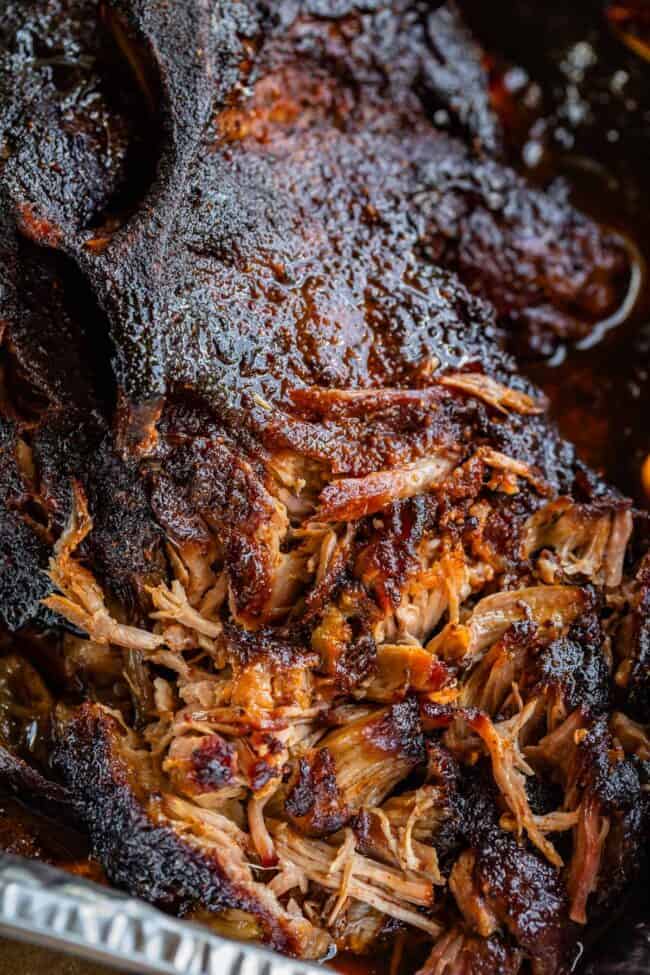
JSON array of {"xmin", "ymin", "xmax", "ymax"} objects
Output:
[
  {"xmin": 2, "ymin": 852, "xmax": 649, "ymax": 975},
  {"xmin": 0, "ymin": 853, "xmax": 325, "ymax": 975}
]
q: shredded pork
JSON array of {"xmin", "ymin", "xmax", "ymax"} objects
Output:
[{"xmin": 35, "ymin": 380, "xmax": 642, "ymax": 974}]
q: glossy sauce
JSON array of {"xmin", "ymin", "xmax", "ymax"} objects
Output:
[{"xmin": 331, "ymin": 956, "xmax": 390, "ymax": 975}]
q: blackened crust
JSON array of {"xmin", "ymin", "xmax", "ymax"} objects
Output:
[{"xmin": 53, "ymin": 704, "xmax": 318, "ymax": 955}]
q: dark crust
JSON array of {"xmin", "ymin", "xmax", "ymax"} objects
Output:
[
  {"xmin": 366, "ymin": 697, "xmax": 426, "ymax": 762},
  {"xmin": 0, "ymin": 0, "xmax": 628, "ymax": 413},
  {"xmin": 0, "ymin": 0, "xmax": 135, "ymax": 235},
  {"xmin": 0, "ymin": 0, "xmax": 628, "ymax": 631},
  {"xmin": 53, "ymin": 703, "xmax": 311, "ymax": 955},
  {"xmin": 568, "ymin": 719, "xmax": 643, "ymax": 925},
  {"xmin": 32, "ymin": 413, "xmax": 166, "ymax": 609},
  {"xmin": 0, "ymin": 218, "xmax": 100, "ymax": 412},
  {"xmin": 534, "ymin": 611, "xmax": 611, "ymax": 715},
  {"xmin": 190, "ymin": 735, "xmax": 238, "ymax": 791},
  {"xmin": 573, "ymin": 719, "xmax": 640, "ymax": 814},
  {"xmin": 461, "ymin": 777, "xmax": 575, "ymax": 975},
  {"xmin": 224, "ymin": 623, "xmax": 320, "ymax": 670},
  {"xmin": 355, "ymin": 497, "xmax": 429, "ymax": 611},
  {"xmin": 285, "ymin": 748, "xmax": 347, "ymax": 836},
  {"xmin": 80, "ymin": 439, "xmax": 166, "ymax": 607},
  {"xmin": 54, "ymin": 704, "xmax": 237, "ymax": 913},
  {"xmin": 334, "ymin": 631, "xmax": 378, "ymax": 693},
  {"xmin": 471, "ymin": 837, "xmax": 573, "ymax": 975}
]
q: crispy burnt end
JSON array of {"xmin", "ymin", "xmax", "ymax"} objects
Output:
[
  {"xmin": 190, "ymin": 735, "xmax": 239, "ymax": 792},
  {"xmin": 333, "ymin": 629, "xmax": 377, "ymax": 695},
  {"xmin": 313, "ymin": 617, "xmax": 378, "ymax": 696},
  {"xmin": 457, "ymin": 777, "xmax": 576, "ymax": 975},
  {"xmin": 424, "ymin": 740, "xmax": 464, "ymax": 870},
  {"xmin": 223, "ymin": 623, "xmax": 318, "ymax": 711},
  {"xmin": 471, "ymin": 400, "xmax": 584, "ymax": 500},
  {"xmin": 54, "ymin": 703, "xmax": 331, "ymax": 959},
  {"xmin": 164, "ymin": 733, "xmax": 240, "ymax": 803},
  {"xmin": 533, "ymin": 609, "xmax": 611, "ymax": 716},
  {"xmin": 417, "ymin": 929, "xmax": 523, "ymax": 975},
  {"xmin": 223, "ymin": 618, "xmax": 317, "ymax": 672},
  {"xmin": 354, "ymin": 497, "xmax": 429, "ymax": 613},
  {"xmin": 565, "ymin": 717, "xmax": 643, "ymax": 926},
  {"xmin": 284, "ymin": 698, "xmax": 425, "ymax": 836},
  {"xmin": 0, "ymin": 417, "xmax": 53, "ymax": 630},
  {"xmin": 284, "ymin": 748, "xmax": 345, "ymax": 837}
]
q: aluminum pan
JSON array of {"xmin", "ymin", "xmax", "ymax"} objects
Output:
[{"xmin": 0, "ymin": 853, "xmax": 325, "ymax": 975}]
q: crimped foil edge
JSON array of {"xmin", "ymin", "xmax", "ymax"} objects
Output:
[{"xmin": 0, "ymin": 853, "xmax": 325, "ymax": 975}]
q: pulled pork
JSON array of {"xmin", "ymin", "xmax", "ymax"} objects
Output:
[
  {"xmin": 0, "ymin": 2, "xmax": 644, "ymax": 973},
  {"xmin": 31, "ymin": 389, "xmax": 645, "ymax": 975}
]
